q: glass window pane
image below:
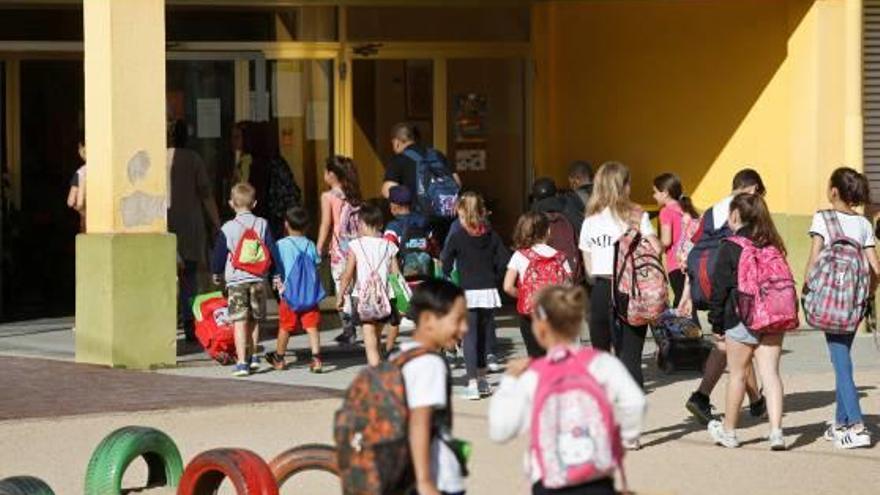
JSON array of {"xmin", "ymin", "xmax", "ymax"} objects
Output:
[{"xmin": 348, "ymin": 6, "xmax": 529, "ymax": 42}]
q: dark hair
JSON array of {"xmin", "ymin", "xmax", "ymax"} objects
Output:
[
  {"xmin": 829, "ymin": 167, "xmax": 870, "ymax": 206},
  {"xmin": 531, "ymin": 177, "xmax": 558, "ymax": 203},
  {"xmin": 410, "ymin": 279, "xmax": 465, "ymax": 322},
  {"xmin": 568, "ymin": 160, "xmax": 594, "ymax": 183},
  {"xmin": 170, "ymin": 119, "xmax": 188, "ymax": 148},
  {"xmin": 513, "ymin": 211, "xmax": 550, "ymax": 249},
  {"xmin": 358, "ymin": 202, "xmax": 384, "ymax": 231},
  {"xmin": 391, "ymin": 122, "xmax": 419, "ymax": 143},
  {"xmin": 730, "ymin": 193, "xmax": 786, "ymax": 254},
  {"xmin": 732, "ymin": 168, "xmax": 766, "ymax": 196},
  {"xmin": 326, "ymin": 155, "xmax": 362, "ymax": 206},
  {"xmin": 285, "ymin": 206, "xmax": 310, "ymax": 232},
  {"xmin": 653, "ymin": 173, "xmax": 699, "ymax": 219}
]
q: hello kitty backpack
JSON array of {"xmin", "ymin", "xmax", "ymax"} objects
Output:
[{"xmin": 530, "ymin": 346, "xmax": 624, "ymax": 489}]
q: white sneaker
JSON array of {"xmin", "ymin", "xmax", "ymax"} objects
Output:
[
  {"xmin": 477, "ymin": 378, "xmax": 492, "ymax": 397},
  {"xmin": 835, "ymin": 427, "xmax": 871, "ymax": 449},
  {"xmin": 823, "ymin": 422, "xmax": 845, "ymax": 442},
  {"xmin": 464, "ymin": 380, "xmax": 481, "ymax": 401},
  {"xmin": 768, "ymin": 429, "xmax": 786, "ymax": 451},
  {"xmin": 622, "ymin": 438, "xmax": 641, "ymax": 451},
  {"xmin": 487, "ymin": 354, "xmax": 503, "ymax": 373},
  {"xmin": 708, "ymin": 420, "xmax": 740, "ymax": 448}
]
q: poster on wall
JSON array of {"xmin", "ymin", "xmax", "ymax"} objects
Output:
[
  {"xmin": 454, "ymin": 93, "xmax": 488, "ymax": 143},
  {"xmin": 455, "ymin": 149, "xmax": 487, "ymax": 172}
]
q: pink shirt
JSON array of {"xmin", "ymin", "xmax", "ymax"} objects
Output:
[
  {"xmin": 658, "ymin": 202, "xmax": 684, "ymax": 273},
  {"xmin": 323, "ymin": 187, "xmax": 346, "ymax": 265}
]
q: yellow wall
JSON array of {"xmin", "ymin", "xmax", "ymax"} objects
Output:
[{"xmin": 533, "ymin": 0, "xmax": 857, "ymax": 217}]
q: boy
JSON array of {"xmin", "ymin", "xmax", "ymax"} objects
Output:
[
  {"xmin": 402, "ymin": 279, "xmax": 469, "ymax": 495},
  {"xmin": 211, "ymin": 182, "xmax": 280, "ymax": 377},
  {"xmin": 266, "ymin": 206, "xmax": 324, "ymax": 373}
]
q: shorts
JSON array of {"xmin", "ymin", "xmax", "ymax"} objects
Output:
[
  {"xmin": 278, "ymin": 300, "xmax": 321, "ymax": 332},
  {"xmin": 352, "ymin": 298, "xmax": 402, "ymax": 326},
  {"xmin": 227, "ymin": 281, "xmax": 268, "ymax": 322},
  {"xmin": 725, "ymin": 322, "xmax": 759, "ymax": 345}
]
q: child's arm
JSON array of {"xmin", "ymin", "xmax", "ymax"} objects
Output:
[
  {"xmin": 408, "ymin": 407, "xmax": 441, "ymax": 495},
  {"xmin": 439, "ymin": 235, "xmax": 456, "ymax": 276},
  {"xmin": 210, "ymin": 230, "xmax": 229, "ymax": 284},
  {"xmin": 488, "ymin": 364, "xmax": 533, "ymax": 443},
  {"xmin": 866, "ymin": 247, "xmax": 880, "ymax": 292},
  {"xmin": 503, "ymin": 268, "xmax": 519, "ymax": 299},
  {"xmin": 316, "ymin": 193, "xmax": 332, "ymax": 257},
  {"xmin": 390, "ymin": 255, "xmax": 401, "ymax": 276},
  {"xmin": 336, "ymin": 252, "xmax": 357, "ymax": 310},
  {"xmin": 659, "ymin": 219, "xmax": 673, "ymax": 250},
  {"xmin": 66, "ymin": 185, "xmax": 79, "ymax": 210},
  {"xmin": 803, "ymin": 235, "xmax": 824, "ymax": 285},
  {"xmin": 264, "ymin": 226, "xmax": 283, "ymax": 283}
]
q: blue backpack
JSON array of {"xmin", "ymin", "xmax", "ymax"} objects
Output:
[
  {"xmin": 404, "ymin": 148, "xmax": 460, "ymax": 219},
  {"xmin": 685, "ymin": 206, "xmax": 733, "ymax": 310},
  {"xmin": 281, "ymin": 239, "xmax": 326, "ymax": 312}
]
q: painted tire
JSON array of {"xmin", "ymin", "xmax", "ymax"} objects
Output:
[
  {"xmin": 84, "ymin": 426, "xmax": 184, "ymax": 494},
  {"xmin": 178, "ymin": 448, "xmax": 279, "ymax": 495},
  {"xmin": 0, "ymin": 477, "xmax": 55, "ymax": 495},
  {"xmin": 269, "ymin": 443, "xmax": 339, "ymax": 488}
]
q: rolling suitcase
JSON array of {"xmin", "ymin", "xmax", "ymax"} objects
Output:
[{"xmin": 651, "ymin": 310, "xmax": 712, "ymax": 373}]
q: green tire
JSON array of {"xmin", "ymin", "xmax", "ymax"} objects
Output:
[
  {"xmin": 0, "ymin": 477, "xmax": 55, "ymax": 495},
  {"xmin": 84, "ymin": 426, "xmax": 184, "ymax": 495}
]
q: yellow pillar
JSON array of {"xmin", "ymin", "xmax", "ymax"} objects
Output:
[
  {"xmin": 77, "ymin": 0, "xmax": 176, "ymax": 369},
  {"xmin": 844, "ymin": 0, "xmax": 863, "ymax": 170}
]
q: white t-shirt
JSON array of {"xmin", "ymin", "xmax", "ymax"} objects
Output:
[
  {"xmin": 507, "ymin": 244, "xmax": 573, "ymax": 279},
  {"xmin": 711, "ymin": 195, "xmax": 735, "ymax": 230},
  {"xmin": 579, "ymin": 208, "xmax": 655, "ymax": 277},
  {"xmin": 809, "ymin": 210, "xmax": 876, "ymax": 248},
  {"xmin": 349, "ymin": 237, "xmax": 399, "ymax": 294},
  {"xmin": 399, "ymin": 342, "xmax": 465, "ymax": 493}
]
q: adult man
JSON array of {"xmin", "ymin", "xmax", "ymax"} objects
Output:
[{"xmin": 563, "ymin": 160, "xmax": 594, "ymax": 215}]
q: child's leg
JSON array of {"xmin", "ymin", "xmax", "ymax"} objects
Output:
[
  {"xmin": 477, "ymin": 309, "xmax": 491, "ymax": 372},
  {"xmin": 276, "ymin": 328, "xmax": 291, "ymax": 357},
  {"xmin": 249, "ymin": 282, "xmax": 268, "ymax": 357},
  {"xmin": 826, "ymin": 332, "xmax": 863, "ymax": 427},
  {"xmin": 385, "ymin": 326, "xmax": 400, "ymax": 353},
  {"xmin": 615, "ymin": 320, "xmax": 648, "ymax": 389},
  {"xmin": 696, "ymin": 345, "xmax": 727, "ymax": 397},
  {"xmin": 754, "ymin": 333, "xmax": 784, "ymax": 431},
  {"xmin": 233, "ymin": 320, "xmax": 249, "ymax": 364},
  {"xmin": 463, "ymin": 309, "xmax": 481, "ymax": 380},
  {"xmin": 746, "ymin": 361, "xmax": 762, "ymax": 403},
  {"xmin": 519, "ymin": 314, "xmax": 544, "ymax": 358},
  {"xmin": 588, "ymin": 279, "xmax": 613, "ymax": 352},
  {"xmin": 363, "ymin": 323, "xmax": 383, "ymax": 366},
  {"xmin": 722, "ymin": 339, "xmax": 755, "ymax": 431},
  {"xmin": 306, "ymin": 327, "xmax": 321, "ymax": 357}
]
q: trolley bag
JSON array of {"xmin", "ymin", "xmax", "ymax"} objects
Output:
[
  {"xmin": 650, "ymin": 310, "xmax": 711, "ymax": 373},
  {"xmin": 192, "ymin": 292, "xmax": 237, "ymax": 365}
]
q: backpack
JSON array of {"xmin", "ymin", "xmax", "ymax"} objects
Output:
[
  {"xmin": 336, "ymin": 195, "xmax": 362, "ymax": 257},
  {"xmin": 517, "ymin": 248, "xmax": 572, "ymax": 315},
  {"xmin": 725, "ymin": 236, "xmax": 799, "ymax": 332},
  {"xmin": 674, "ymin": 214, "xmax": 701, "ymax": 269},
  {"xmin": 398, "ymin": 216, "xmax": 435, "ymax": 281},
  {"xmin": 802, "ymin": 211, "xmax": 871, "ymax": 333},
  {"xmin": 686, "ymin": 206, "xmax": 732, "ymax": 310},
  {"xmin": 530, "ymin": 346, "xmax": 624, "ymax": 489},
  {"xmin": 192, "ymin": 292, "xmax": 236, "ymax": 365},
  {"xmin": 335, "ymin": 347, "xmax": 451, "ymax": 495},
  {"xmin": 404, "ymin": 148, "xmax": 460, "ymax": 219},
  {"xmin": 355, "ymin": 241, "xmax": 393, "ymax": 322},
  {"xmin": 280, "ymin": 239, "xmax": 326, "ymax": 312},
  {"xmin": 613, "ymin": 209, "xmax": 668, "ymax": 326},
  {"xmin": 230, "ymin": 218, "xmax": 272, "ymax": 276},
  {"xmin": 546, "ymin": 212, "xmax": 585, "ymax": 284},
  {"xmin": 267, "ymin": 156, "xmax": 302, "ymax": 222}
]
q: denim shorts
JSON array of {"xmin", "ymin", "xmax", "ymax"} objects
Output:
[{"xmin": 725, "ymin": 322, "xmax": 759, "ymax": 345}]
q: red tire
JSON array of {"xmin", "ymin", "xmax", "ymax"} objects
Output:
[
  {"xmin": 177, "ymin": 449, "xmax": 278, "ymax": 495},
  {"xmin": 268, "ymin": 444, "xmax": 339, "ymax": 488}
]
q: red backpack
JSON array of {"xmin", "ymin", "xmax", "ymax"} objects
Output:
[
  {"xmin": 613, "ymin": 209, "xmax": 668, "ymax": 326},
  {"xmin": 546, "ymin": 212, "xmax": 585, "ymax": 284},
  {"xmin": 517, "ymin": 248, "xmax": 572, "ymax": 315},
  {"xmin": 230, "ymin": 218, "xmax": 272, "ymax": 276}
]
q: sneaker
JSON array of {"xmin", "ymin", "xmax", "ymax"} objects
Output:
[
  {"xmin": 622, "ymin": 438, "xmax": 641, "ymax": 451},
  {"xmin": 768, "ymin": 429, "xmax": 787, "ymax": 451},
  {"xmin": 265, "ymin": 352, "xmax": 287, "ymax": 371},
  {"xmin": 249, "ymin": 356, "xmax": 261, "ymax": 371},
  {"xmin": 823, "ymin": 422, "xmax": 846, "ymax": 442},
  {"xmin": 487, "ymin": 354, "xmax": 503, "ymax": 373},
  {"xmin": 835, "ymin": 427, "xmax": 872, "ymax": 449},
  {"xmin": 464, "ymin": 380, "xmax": 481, "ymax": 401},
  {"xmin": 334, "ymin": 329, "xmax": 355, "ymax": 345},
  {"xmin": 686, "ymin": 392, "xmax": 716, "ymax": 425},
  {"xmin": 310, "ymin": 356, "xmax": 324, "ymax": 374},
  {"xmin": 708, "ymin": 420, "xmax": 740, "ymax": 448},
  {"xmin": 232, "ymin": 363, "xmax": 250, "ymax": 377},
  {"xmin": 478, "ymin": 378, "xmax": 492, "ymax": 397},
  {"xmin": 749, "ymin": 395, "xmax": 767, "ymax": 418}
]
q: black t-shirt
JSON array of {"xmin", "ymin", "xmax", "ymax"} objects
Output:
[{"xmin": 384, "ymin": 144, "xmax": 451, "ymax": 197}]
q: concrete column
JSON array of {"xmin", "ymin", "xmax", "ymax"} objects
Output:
[
  {"xmin": 77, "ymin": 0, "xmax": 176, "ymax": 369},
  {"xmin": 844, "ymin": 0, "xmax": 863, "ymax": 170}
]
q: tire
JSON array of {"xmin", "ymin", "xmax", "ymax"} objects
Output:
[
  {"xmin": 178, "ymin": 448, "xmax": 278, "ymax": 495},
  {"xmin": 269, "ymin": 444, "xmax": 339, "ymax": 488},
  {"xmin": 84, "ymin": 426, "xmax": 184, "ymax": 494},
  {"xmin": 0, "ymin": 477, "xmax": 55, "ymax": 495}
]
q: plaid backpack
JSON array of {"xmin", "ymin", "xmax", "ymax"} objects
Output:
[
  {"xmin": 516, "ymin": 248, "xmax": 572, "ymax": 315},
  {"xmin": 613, "ymin": 208, "xmax": 668, "ymax": 326},
  {"xmin": 726, "ymin": 236, "xmax": 799, "ymax": 332},
  {"xmin": 803, "ymin": 210, "xmax": 871, "ymax": 333}
]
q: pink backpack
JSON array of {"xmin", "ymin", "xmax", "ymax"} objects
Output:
[
  {"xmin": 613, "ymin": 209, "xmax": 668, "ymax": 326},
  {"xmin": 517, "ymin": 249, "xmax": 572, "ymax": 315},
  {"xmin": 726, "ymin": 236, "xmax": 799, "ymax": 332},
  {"xmin": 530, "ymin": 346, "xmax": 624, "ymax": 489},
  {"xmin": 674, "ymin": 215, "xmax": 700, "ymax": 268}
]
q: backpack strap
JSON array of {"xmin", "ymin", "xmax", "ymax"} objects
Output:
[
  {"xmin": 626, "ymin": 207, "xmax": 644, "ymax": 231},
  {"xmin": 392, "ymin": 345, "xmax": 434, "ymax": 367},
  {"xmin": 724, "ymin": 236, "xmax": 752, "ymax": 249},
  {"xmin": 821, "ymin": 210, "xmax": 848, "ymax": 243}
]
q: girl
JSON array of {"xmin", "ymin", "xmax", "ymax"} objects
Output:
[
  {"xmin": 707, "ymin": 193, "xmax": 790, "ymax": 450},
  {"xmin": 489, "ymin": 286, "xmax": 646, "ymax": 495},
  {"xmin": 337, "ymin": 203, "xmax": 401, "ymax": 367},
  {"xmin": 317, "ymin": 155, "xmax": 363, "ymax": 345},
  {"xmin": 579, "ymin": 162, "xmax": 660, "ymax": 388},
  {"xmin": 504, "ymin": 211, "xmax": 572, "ymax": 358},
  {"xmin": 441, "ymin": 191, "xmax": 509, "ymax": 400},
  {"xmin": 652, "ymin": 173, "xmax": 700, "ymax": 308},
  {"xmin": 804, "ymin": 167, "xmax": 878, "ymax": 449}
]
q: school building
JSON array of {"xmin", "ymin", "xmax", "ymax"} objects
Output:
[{"xmin": 0, "ymin": 0, "xmax": 870, "ymax": 367}]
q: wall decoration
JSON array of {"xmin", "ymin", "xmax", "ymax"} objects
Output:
[
  {"xmin": 454, "ymin": 93, "xmax": 488, "ymax": 143},
  {"xmin": 455, "ymin": 149, "xmax": 487, "ymax": 172}
]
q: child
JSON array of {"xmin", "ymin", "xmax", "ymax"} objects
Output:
[
  {"xmin": 707, "ymin": 193, "xmax": 790, "ymax": 450},
  {"xmin": 651, "ymin": 173, "xmax": 700, "ymax": 309},
  {"xmin": 401, "ymin": 279, "xmax": 469, "ymax": 495},
  {"xmin": 267, "ymin": 206, "xmax": 324, "ymax": 373},
  {"xmin": 211, "ymin": 182, "xmax": 280, "ymax": 377},
  {"xmin": 489, "ymin": 285, "xmax": 646, "ymax": 495},
  {"xmin": 441, "ymin": 191, "xmax": 509, "ymax": 400},
  {"xmin": 504, "ymin": 211, "xmax": 572, "ymax": 358},
  {"xmin": 317, "ymin": 155, "xmax": 362, "ymax": 345},
  {"xmin": 804, "ymin": 167, "xmax": 879, "ymax": 449},
  {"xmin": 337, "ymin": 203, "xmax": 402, "ymax": 366},
  {"xmin": 579, "ymin": 162, "xmax": 660, "ymax": 387},
  {"xmin": 67, "ymin": 136, "xmax": 87, "ymax": 232}
]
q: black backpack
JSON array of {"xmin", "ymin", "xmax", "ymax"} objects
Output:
[{"xmin": 685, "ymin": 206, "xmax": 732, "ymax": 310}]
